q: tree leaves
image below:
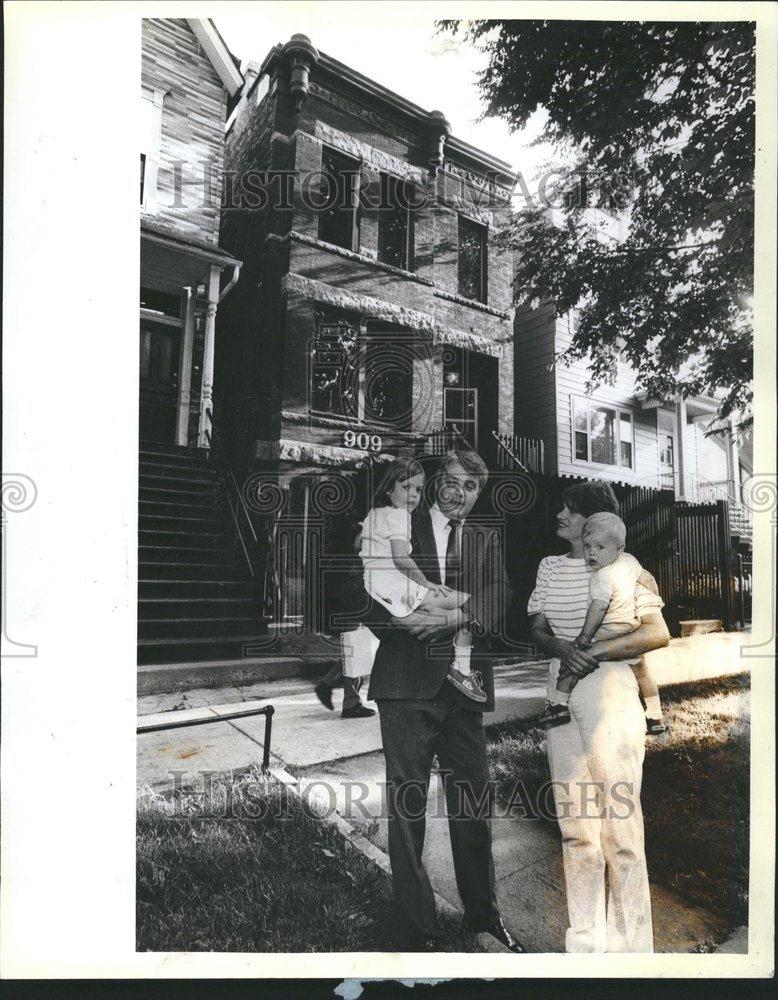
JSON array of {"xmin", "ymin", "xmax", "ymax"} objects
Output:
[{"xmin": 443, "ymin": 19, "xmax": 755, "ymax": 423}]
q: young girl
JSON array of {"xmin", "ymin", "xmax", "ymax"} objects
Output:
[{"xmin": 360, "ymin": 456, "xmax": 486, "ymax": 703}]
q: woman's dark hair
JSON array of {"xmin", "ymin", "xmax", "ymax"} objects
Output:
[
  {"xmin": 561, "ymin": 480, "xmax": 620, "ymax": 518},
  {"xmin": 372, "ymin": 456, "xmax": 425, "ymax": 508}
]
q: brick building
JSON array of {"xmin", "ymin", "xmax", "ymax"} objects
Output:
[{"xmin": 217, "ymin": 34, "xmax": 516, "ymax": 492}]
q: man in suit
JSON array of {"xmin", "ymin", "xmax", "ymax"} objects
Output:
[{"xmin": 345, "ymin": 448, "xmax": 524, "ymax": 952}]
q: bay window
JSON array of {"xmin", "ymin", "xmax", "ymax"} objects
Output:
[{"xmin": 572, "ymin": 397, "xmax": 634, "ymax": 470}]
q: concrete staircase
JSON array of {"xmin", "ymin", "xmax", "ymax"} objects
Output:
[{"xmin": 137, "ymin": 442, "xmax": 267, "ymax": 665}]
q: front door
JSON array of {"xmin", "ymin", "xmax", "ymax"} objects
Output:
[{"xmin": 139, "ymin": 320, "xmax": 180, "ymax": 442}]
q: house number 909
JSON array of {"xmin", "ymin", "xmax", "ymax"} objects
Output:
[{"xmin": 343, "ymin": 430, "xmax": 382, "ymax": 452}]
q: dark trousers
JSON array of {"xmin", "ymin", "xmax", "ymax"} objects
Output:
[
  {"xmin": 320, "ymin": 662, "xmax": 364, "ymax": 711},
  {"xmin": 377, "ymin": 684, "xmax": 500, "ymax": 943}
]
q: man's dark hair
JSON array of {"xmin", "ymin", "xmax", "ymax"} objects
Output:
[{"xmin": 561, "ymin": 480, "xmax": 620, "ymax": 518}]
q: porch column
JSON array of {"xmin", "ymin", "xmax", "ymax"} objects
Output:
[
  {"xmin": 726, "ymin": 418, "xmax": 742, "ymax": 501},
  {"xmin": 176, "ymin": 286, "xmax": 195, "ymax": 446},
  {"xmin": 674, "ymin": 397, "xmax": 693, "ymax": 500},
  {"xmin": 197, "ymin": 265, "xmax": 221, "ymax": 448}
]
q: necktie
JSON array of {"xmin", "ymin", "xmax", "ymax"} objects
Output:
[{"xmin": 445, "ymin": 519, "xmax": 462, "ymax": 588}]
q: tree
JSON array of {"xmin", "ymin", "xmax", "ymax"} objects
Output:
[{"xmin": 441, "ymin": 19, "xmax": 755, "ymax": 425}]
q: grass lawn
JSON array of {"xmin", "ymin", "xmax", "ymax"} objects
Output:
[
  {"xmin": 137, "ymin": 769, "xmax": 477, "ymax": 952},
  {"xmin": 487, "ymin": 673, "xmax": 750, "ymax": 926}
]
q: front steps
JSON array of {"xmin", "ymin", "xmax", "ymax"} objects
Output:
[{"xmin": 137, "ymin": 442, "xmax": 268, "ymax": 665}]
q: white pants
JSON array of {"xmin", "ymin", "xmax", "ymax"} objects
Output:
[{"xmin": 546, "ymin": 660, "xmax": 653, "ymax": 953}]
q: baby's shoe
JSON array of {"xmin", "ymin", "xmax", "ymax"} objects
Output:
[
  {"xmin": 446, "ymin": 667, "xmax": 487, "ymax": 703},
  {"xmin": 646, "ymin": 718, "xmax": 668, "ymax": 736},
  {"xmin": 538, "ymin": 701, "xmax": 571, "ymax": 728}
]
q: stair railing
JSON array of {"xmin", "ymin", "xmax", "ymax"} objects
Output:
[{"xmin": 204, "ymin": 407, "xmax": 262, "ymax": 581}]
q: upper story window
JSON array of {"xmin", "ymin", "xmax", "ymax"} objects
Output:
[
  {"xmin": 140, "ymin": 89, "xmax": 165, "ymax": 212},
  {"xmin": 458, "ymin": 216, "xmax": 488, "ymax": 304},
  {"xmin": 573, "ymin": 397, "xmax": 634, "ymax": 470},
  {"xmin": 318, "ymin": 148, "xmax": 360, "ymax": 251},
  {"xmin": 378, "ymin": 174, "xmax": 415, "ymax": 271}
]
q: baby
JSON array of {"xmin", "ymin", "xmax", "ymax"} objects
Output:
[
  {"xmin": 540, "ymin": 512, "xmax": 667, "ymax": 734},
  {"xmin": 358, "ymin": 456, "xmax": 486, "ymax": 703}
]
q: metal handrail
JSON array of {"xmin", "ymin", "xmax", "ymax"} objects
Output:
[
  {"xmin": 492, "ymin": 430, "xmax": 530, "ymax": 474},
  {"xmin": 138, "ymin": 704, "xmax": 274, "ymax": 770},
  {"xmin": 204, "ymin": 407, "xmax": 261, "ymax": 579}
]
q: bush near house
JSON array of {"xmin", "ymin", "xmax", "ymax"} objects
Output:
[{"xmin": 486, "ymin": 673, "xmax": 750, "ymax": 925}]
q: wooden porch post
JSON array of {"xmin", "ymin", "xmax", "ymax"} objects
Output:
[
  {"xmin": 674, "ymin": 397, "xmax": 693, "ymax": 500},
  {"xmin": 197, "ymin": 265, "xmax": 221, "ymax": 448},
  {"xmin": 176, "ymin": 286, "xmax": 195, "ymax": 446}
]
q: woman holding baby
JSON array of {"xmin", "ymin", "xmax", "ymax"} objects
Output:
[{"xmin": 527, "ymin": 480, "xmax": 671, "ymax": 954}]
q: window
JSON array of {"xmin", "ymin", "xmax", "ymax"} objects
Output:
[
  {"xmin": 140, "ymin": 90, "xmax": 164, "ymax": 211},
  {"xmin": 318, "ymin": 148, "xmax": 360, "ymax": 251},
  {"xmin": 572, "ymin": 397, "xmax": 634, "ymax": 470},
  {"xmin": 310, "ymin": 314, "xmax": 360, "ymax": 419},
  {"xmin": 378, "ymin": 174, "xmax": 415, "ymax": 271},
  {"xmin": 458, "ymin": 216, "xmax": 488, "ymax": 303},
  {"xmin": 310, "ymin": 313, "xmax": 414, "ymax": 429}
]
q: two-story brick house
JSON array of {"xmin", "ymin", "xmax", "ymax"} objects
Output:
[{"xmin": 216, "ymin": 35, "xmax": 515, "ymax": 491}]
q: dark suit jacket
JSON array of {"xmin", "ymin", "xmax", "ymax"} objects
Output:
[{"xmin": 335, "ymin": 508, "xmax": 512, "ymax": 713}]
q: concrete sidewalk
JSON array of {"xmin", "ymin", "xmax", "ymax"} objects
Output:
[{"xmin": 137, "ymin": 640, "xmax": 749, "ymax": 953}]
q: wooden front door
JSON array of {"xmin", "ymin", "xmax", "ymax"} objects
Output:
[{"xmin": 139, "ymin": 321, "xmax": 180, "ymax": 442}]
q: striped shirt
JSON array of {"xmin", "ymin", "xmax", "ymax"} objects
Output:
[{"xmin": 527, "ymin": 555, "xmax": 663, "ymax": 641}]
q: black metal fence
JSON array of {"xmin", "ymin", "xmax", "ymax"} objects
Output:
[{"xmin": 259, "ymin": 462, "xmax": 742, "ymax": 641}]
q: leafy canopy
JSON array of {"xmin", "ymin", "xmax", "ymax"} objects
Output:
[{"xmin": 441, "ymin": 19, "xmax": 755, "ymax": 423}]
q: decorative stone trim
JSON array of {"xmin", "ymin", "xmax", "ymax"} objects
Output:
[
  {"xmin": 313, "ymin": 120, "xmax": 428, "ymax": 184},
  {"xmin": 281, "ymin": 272, "xmax": 435, "ymax": 332},
  {"xmin": 281, "ymin": 409, "xmax": 425, "ymax": 440},
  {"xmin": 255, "ymin": 437, "xmax": 383, "ymax": 467},
  {"xmin": 436, "ymin": 194, "xmax": 494, "ymax": 228},
  {"xmin": 286, "ymin": 230, "xmax": 434, "ymax": 284},
  {"xmin": 433, "ymin": 287, "xmax": 512, "ymax": 319},
  {"xmin": 432, "ymin": 323, "xmax": 504, "ymax": 358}
]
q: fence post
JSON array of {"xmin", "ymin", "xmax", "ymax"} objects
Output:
[{"xmin": 716, "ymin": 499, "xmax": 735, "ymax": 630}]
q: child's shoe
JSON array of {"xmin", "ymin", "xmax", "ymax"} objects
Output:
[
  {"xmin": 646, "ymin": 718, "xmax": 668, "ymax": 736},
  {"xmin": 538, "ymin": 701, "xmax": 571, "ymax": 727},
  {"xmin": 446, "ymin": 667, "xmax": 487, "ymax": 703}
]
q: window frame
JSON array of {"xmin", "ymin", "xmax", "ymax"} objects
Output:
[
  {"xmin": 140, "ymin": 87, "xmax": 165, "ymax": 213},
  {"xmin": 377, "ymin": 172, "xmax": 415, "ymax": 272},
  {"xmin": 457, "ymin": 215, "xmax": 488, "ymax": 305},
  {"xmin": 317, "ymin": 146, "xmax": 361, "ymax": 253},
  {"xmin": 571, "ymin": 396, "xmax": 636, "ymax": 472}
]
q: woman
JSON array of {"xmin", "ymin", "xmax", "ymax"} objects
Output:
[{"xmin": 527, "ymin": 481, "xmax": 670, "ymax": 953}]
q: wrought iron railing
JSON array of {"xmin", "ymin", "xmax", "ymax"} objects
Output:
[
  {"xmin": 492, "ymin": 431, "xmax": 545, "ymax": 474},
  {"xmin": 204, "ymin": 407, "xmax": 264, "ymax": 581}
]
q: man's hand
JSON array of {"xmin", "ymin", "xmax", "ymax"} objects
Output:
[
  {"xmin": 398, "ymin": 607, "xmax": 464, "ymax": 641},
  {"xmin": 558, "ymin": 639, "xmax": 600, "ymax": 678}
]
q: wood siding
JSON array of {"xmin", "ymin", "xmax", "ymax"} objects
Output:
[
  {"xmin": 554, "ymin": 314, "xmax": 660, "ymax": 486},
  {"xmin": 142, "ymin": 18, "xmax": 228, "ymax": 243},
  {"xmin": 513, "ymin": 302, "xmax": 559, "ymax": 472}
]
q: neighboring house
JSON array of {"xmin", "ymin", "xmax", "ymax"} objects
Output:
[
  {"xmin": 216, "ymin": 34, "xmax": 516, "ymax": 488},
  {"xmin": 138, "ymin": 20, "xmax": 270, "ymax": 671},
  {"xmin": 513, "ymin": 302, "xmax": 752, "ymax": 533},
  {"xmin": 140, "ymin": 17, "xmax": 242, "ymax": 447}
]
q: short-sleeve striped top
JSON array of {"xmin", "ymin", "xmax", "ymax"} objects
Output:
[{"xmin": 527, "ymin": 554, "xmax": 663, "ymax": 641}]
